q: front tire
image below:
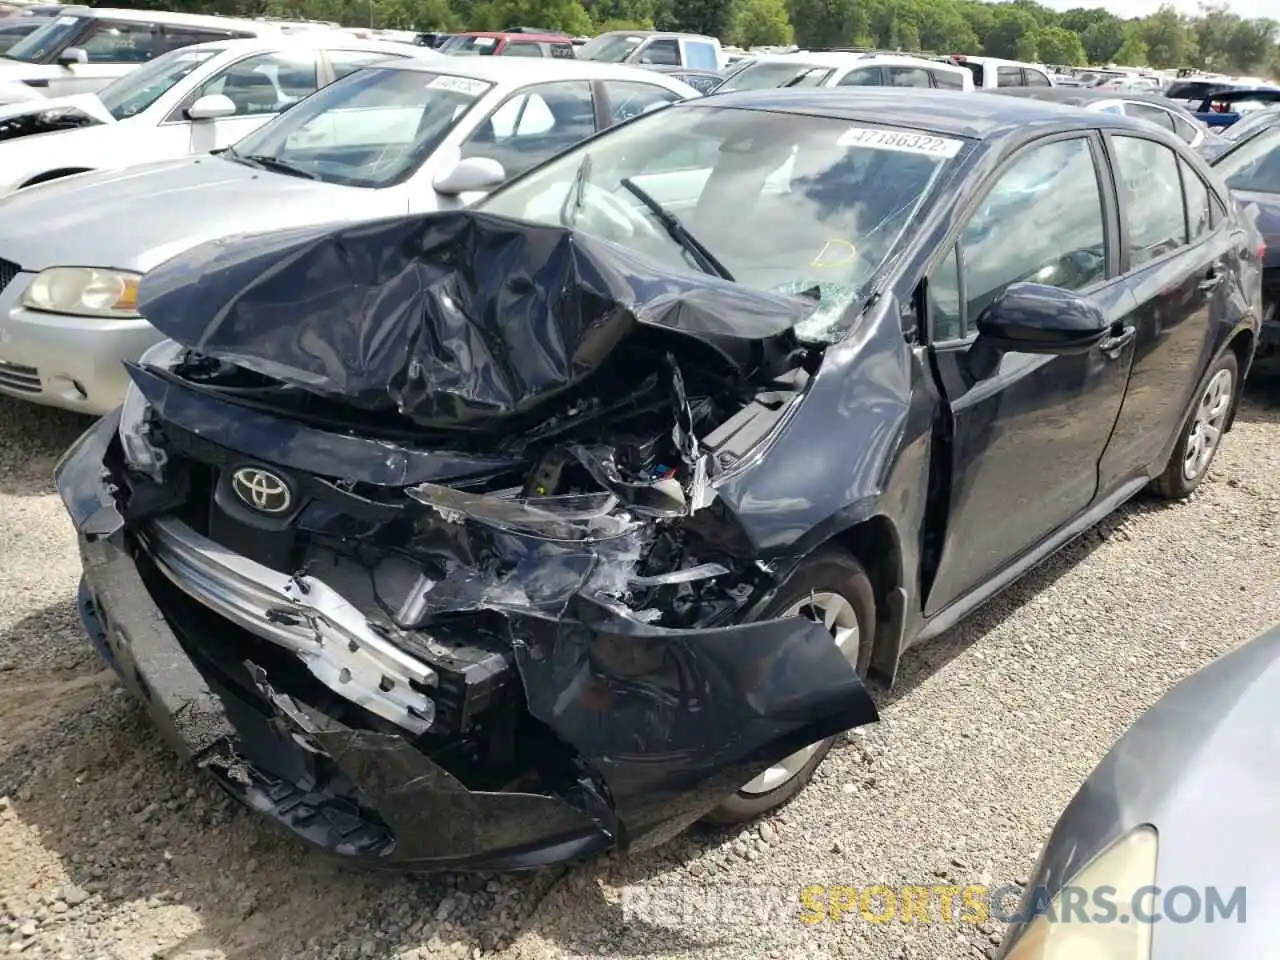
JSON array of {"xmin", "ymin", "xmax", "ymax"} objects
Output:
[
  {"xmin": 703, "ymin": 549, "xmax": 875, "ymax": 825},
  {"xmin": 1152, "ymin": 350, "xmax": 1238, "ymax": 499}
]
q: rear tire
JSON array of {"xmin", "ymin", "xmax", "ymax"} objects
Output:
[
  {"xmin": 1152, "ymin": 350, "xmax": 1238, "ymax": 499},
  {"xmin": 703, "ymin": 549, "xmax": 874, "ymax": 825}
]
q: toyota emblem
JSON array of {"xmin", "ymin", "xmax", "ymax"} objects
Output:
[{"xmin": 231, "ymin": 466, "xmax": 293, "ymax": 515}]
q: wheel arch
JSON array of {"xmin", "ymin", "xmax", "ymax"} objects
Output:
[
  {"xmin": 824, "ymin": 514, "xmax": 909, "ymax": 685},
  {"xmin": 1224, "ymin": 324, "xmax": 1255, "ymax": 432}
]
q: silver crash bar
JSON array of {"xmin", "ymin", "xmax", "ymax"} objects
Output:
[{"xmin": 141, "ymin": 517, "xmax": 437, "ymax": 734}]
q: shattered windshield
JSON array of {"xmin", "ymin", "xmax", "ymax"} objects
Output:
[
  {"xmin": 96, "ymin": 46, "xmax": 219, "ymax": 120},
  {"xmin": 226, "ymin": 66, "xmax": 491, "ymax": 188},
  {"xmin": 481, "ymin": 105, "xmax": 964, "ymax": 342}
]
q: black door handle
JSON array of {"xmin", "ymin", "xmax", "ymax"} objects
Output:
[{"xmin": 1098, "ymin": 325, "xmax": 1136, "ymax": 358}]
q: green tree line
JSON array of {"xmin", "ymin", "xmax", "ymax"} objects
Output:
[{"xmin": 104, "ymin": 0, "xmax": 1280, "ymax": 77}]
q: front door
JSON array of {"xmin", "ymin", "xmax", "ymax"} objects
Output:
[{"xmin": 924, "ymin": 132, "xmax": 1138, "ymax": 614}]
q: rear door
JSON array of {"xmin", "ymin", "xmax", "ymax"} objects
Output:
[
  {"xmin": 1096, "ymin": 133, "xmax": 1238, "ymax": 489},
  {"xmin": 923, "ymin": 132, "xmax": 1136, "ymax": 613}
]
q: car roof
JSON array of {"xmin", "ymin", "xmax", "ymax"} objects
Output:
[
  {"xmin": 382, "ymin": 55, "xmax": 699, "ymax": 87},
  {"xmin": 734, "ymin": 51, "xmax": 965, "ymax": 72},
  {"xmin": 592, "ymin": 29, "xmax": 717, "ymax": 42},
  {"xmin": 688, "ymin": 88, "xmax": 1148, "ymax": 141},
  {"xmin": 180, "ymin": 33, "xmax": 443, "ymax": 56},
  {"xmin": 990, "ymin": 87, "xmax": 1196, "ymax": 115},
  {"xmin": 454, "ymin": 30, "xmax": 572, "ymax": 42},
  {"xmin": 65, "ymin": 7, "xmax": 274, "ymax": 31}
]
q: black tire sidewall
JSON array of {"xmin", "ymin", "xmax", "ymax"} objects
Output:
[{"xmin": 1157, "ymin": 350, "xmax": 1239, "ymax": 499}]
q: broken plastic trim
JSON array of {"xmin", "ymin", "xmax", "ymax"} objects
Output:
[
  {"xmin": 405, "ymin": 485, "xmax": 639, "ymax": 540},
  {"xmin": 142, "ymin": 517, "xmax": 438, "ymax": 734}
]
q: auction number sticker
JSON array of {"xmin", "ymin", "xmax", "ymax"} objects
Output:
[
  {"xmin": 837, "ymin": 127, "xmax": 963, "ymax": 158},
  {"xmin": 427, "ymin": 75, "xmax": 489, "ymax": 97}
]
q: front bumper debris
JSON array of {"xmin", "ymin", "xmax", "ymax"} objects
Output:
[{"xmin": 58, "ymin": 414, "xmax": 879, "ymax": 868}]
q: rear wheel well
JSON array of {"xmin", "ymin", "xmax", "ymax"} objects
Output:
[
  {"xmin": 828, "ymin": 516, "xmax": 902, "ymax": 682},
  {"xmin": 1225, "ymin": 327, "xmax": 1255, "ymax": 431},
  {"xmin": 20, "ymin": 168, "xmax": 92, "ymax": 189}
]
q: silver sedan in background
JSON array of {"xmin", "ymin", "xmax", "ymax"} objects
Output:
[
  {"xmin": 0, "ymin": 56, "xmax": 698, "ymax": 414},
  {"xmin": 997, "ymin": 623, "xmax": 1280, "ymax": 959}
]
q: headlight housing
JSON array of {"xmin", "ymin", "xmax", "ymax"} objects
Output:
[
  {"xmin": 1004, "ymin": 825, "xmax": 1159, "ymax": 960},
  {"xmin": 22, "ymin": 267, "xmax": 142, "ymax": 318},
  {"xmin": 118, "ymin": 339, "xmax": 183, "ymax": 480}
]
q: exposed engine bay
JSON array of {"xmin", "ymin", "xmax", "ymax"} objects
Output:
[{"xmin": 59, "ymin": 210, "xmax": 878, "ymax": 866}]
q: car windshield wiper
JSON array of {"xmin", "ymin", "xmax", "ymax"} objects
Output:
[
  {"xmin": 229, "ymin": 151, "xmax": 319, "ymax": 180},
  {"xmin": 618, "ymin": 176, "xmax": 734, "ymax": 282}
]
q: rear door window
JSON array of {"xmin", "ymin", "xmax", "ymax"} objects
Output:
[
  {"xmin": 1112, "ymin": 136, "xmax": 1188, "ymax": 267},
  {"xmin": 888, "ymin": 66, "xmax": 931, "ymax": 88},
  {"xmin": 1124, "ymin": 101, "xmax": 1177, "ymax": 134},
  {"xmin": 549, "ymin": 42, "xmax": 575, "ymax": 59},
  {"xmin": 603, "ymin": 80, "xmax": 680, "ymax": 123},
  {"xmin": 930, "ymin": 68, "xmax": 964, "ymax": 90},
  {"xmin": 637, "ymin": 38, "xmax": 679, "ymax": 65},
  {"xmin": 1023, "ymin": 68, "xmax": 1051, "ymax": 87},
  {"xmin": 837, "ymin": 67, "xmax": 883, "ymax": 86},
  {"xmin": 1179, "ymin": 158, "xmax": 1212, "ymax": 242},
  {"xmin": 684, "ymin": 40, "xmax": 718, "ymax": 69},
  {"xmin": 503, "ymin": 41, "xmax": 545, "ymax": 57},
  {"xmin": 997, "ymin": 65, "xmax": 1023, "ymax": 87}
]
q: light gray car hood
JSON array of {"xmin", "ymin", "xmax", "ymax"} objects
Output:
[
  {"xmin": 0, "ymin": 155, "xmax": 405, "ymax": 272},
  {"xmin": 999, "ymin": 624, "xmax": 1280, "ymax": 958}
]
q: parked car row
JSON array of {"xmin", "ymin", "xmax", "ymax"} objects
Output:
[{"xmin": 0, "ymin": 28, "xmax": 1275, "ymax": 953}]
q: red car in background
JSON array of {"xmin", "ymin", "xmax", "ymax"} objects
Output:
[{"xmin": 440, "ymin": 30, "xmax": 576, "ymax": 58}]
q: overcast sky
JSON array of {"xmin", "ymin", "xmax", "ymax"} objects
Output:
[{"xmin": 1039, "ymin": 0, "xmax": 1271, "ymax": 17}]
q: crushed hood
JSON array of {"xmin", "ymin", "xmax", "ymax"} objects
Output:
[{"xmin": 137, "ymin": 210, "xmax": 816, "ymax": 429}]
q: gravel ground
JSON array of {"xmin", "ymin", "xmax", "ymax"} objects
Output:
[{"xmin": 1, "ymin": 372, "xmax": 1278, "ymax": 960}]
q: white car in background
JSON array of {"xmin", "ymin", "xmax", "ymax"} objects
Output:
[
  {"xmin": 0, "ymin": 57, "xmax": 700, "ymax": 414},
  {"xmin": 0, "ymin": 34, "xmax": 440, "ymax": 192},
  {"xmin": 0, "ymin": 7, "xmax": 289, "ymax": 105},
  {"xmin": 716, "ymin": 51, "xmax": 974, "ymax": 93}
]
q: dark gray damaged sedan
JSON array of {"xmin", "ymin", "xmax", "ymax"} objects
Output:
[{"xmin": 998, "ymin": 624, "xmax": 1280, "ymax": 959}]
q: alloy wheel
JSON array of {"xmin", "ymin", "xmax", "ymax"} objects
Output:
[{"xmin": 1182, "ymin": 367, "xmax": 1234, "ymax": 483}]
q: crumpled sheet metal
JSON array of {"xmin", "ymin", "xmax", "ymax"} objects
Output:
[
  {"xmin": 135, "ymin": 210, "xmax": 815, "ymax": 428},
  {"xmin": 508, "ymin": 595, "xmax": 878, "ymax": 843}
]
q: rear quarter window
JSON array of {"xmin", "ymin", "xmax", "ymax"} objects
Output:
[
  {"xmin": 931, "ymin": 69, "xmax": 964, "ymax": 90},
  {"xmin": 684, "ymin": 40, "xmax": 718, "ymax": 69}
]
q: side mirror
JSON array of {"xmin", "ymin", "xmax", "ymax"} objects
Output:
[
  {"xmin": 433, "ymin": 156, "xmax": 507, "ymax": 196},
  {"xmin": 186, "ymin": 94, "xmax": 237, "ymax": 121},
  {"xmin": 56, "ymin": 46, "xmax": 88, "ymax": 65},
  {"xmin": 967, "ymin": 282, "xmax": 1109, "ymax": 379}
]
